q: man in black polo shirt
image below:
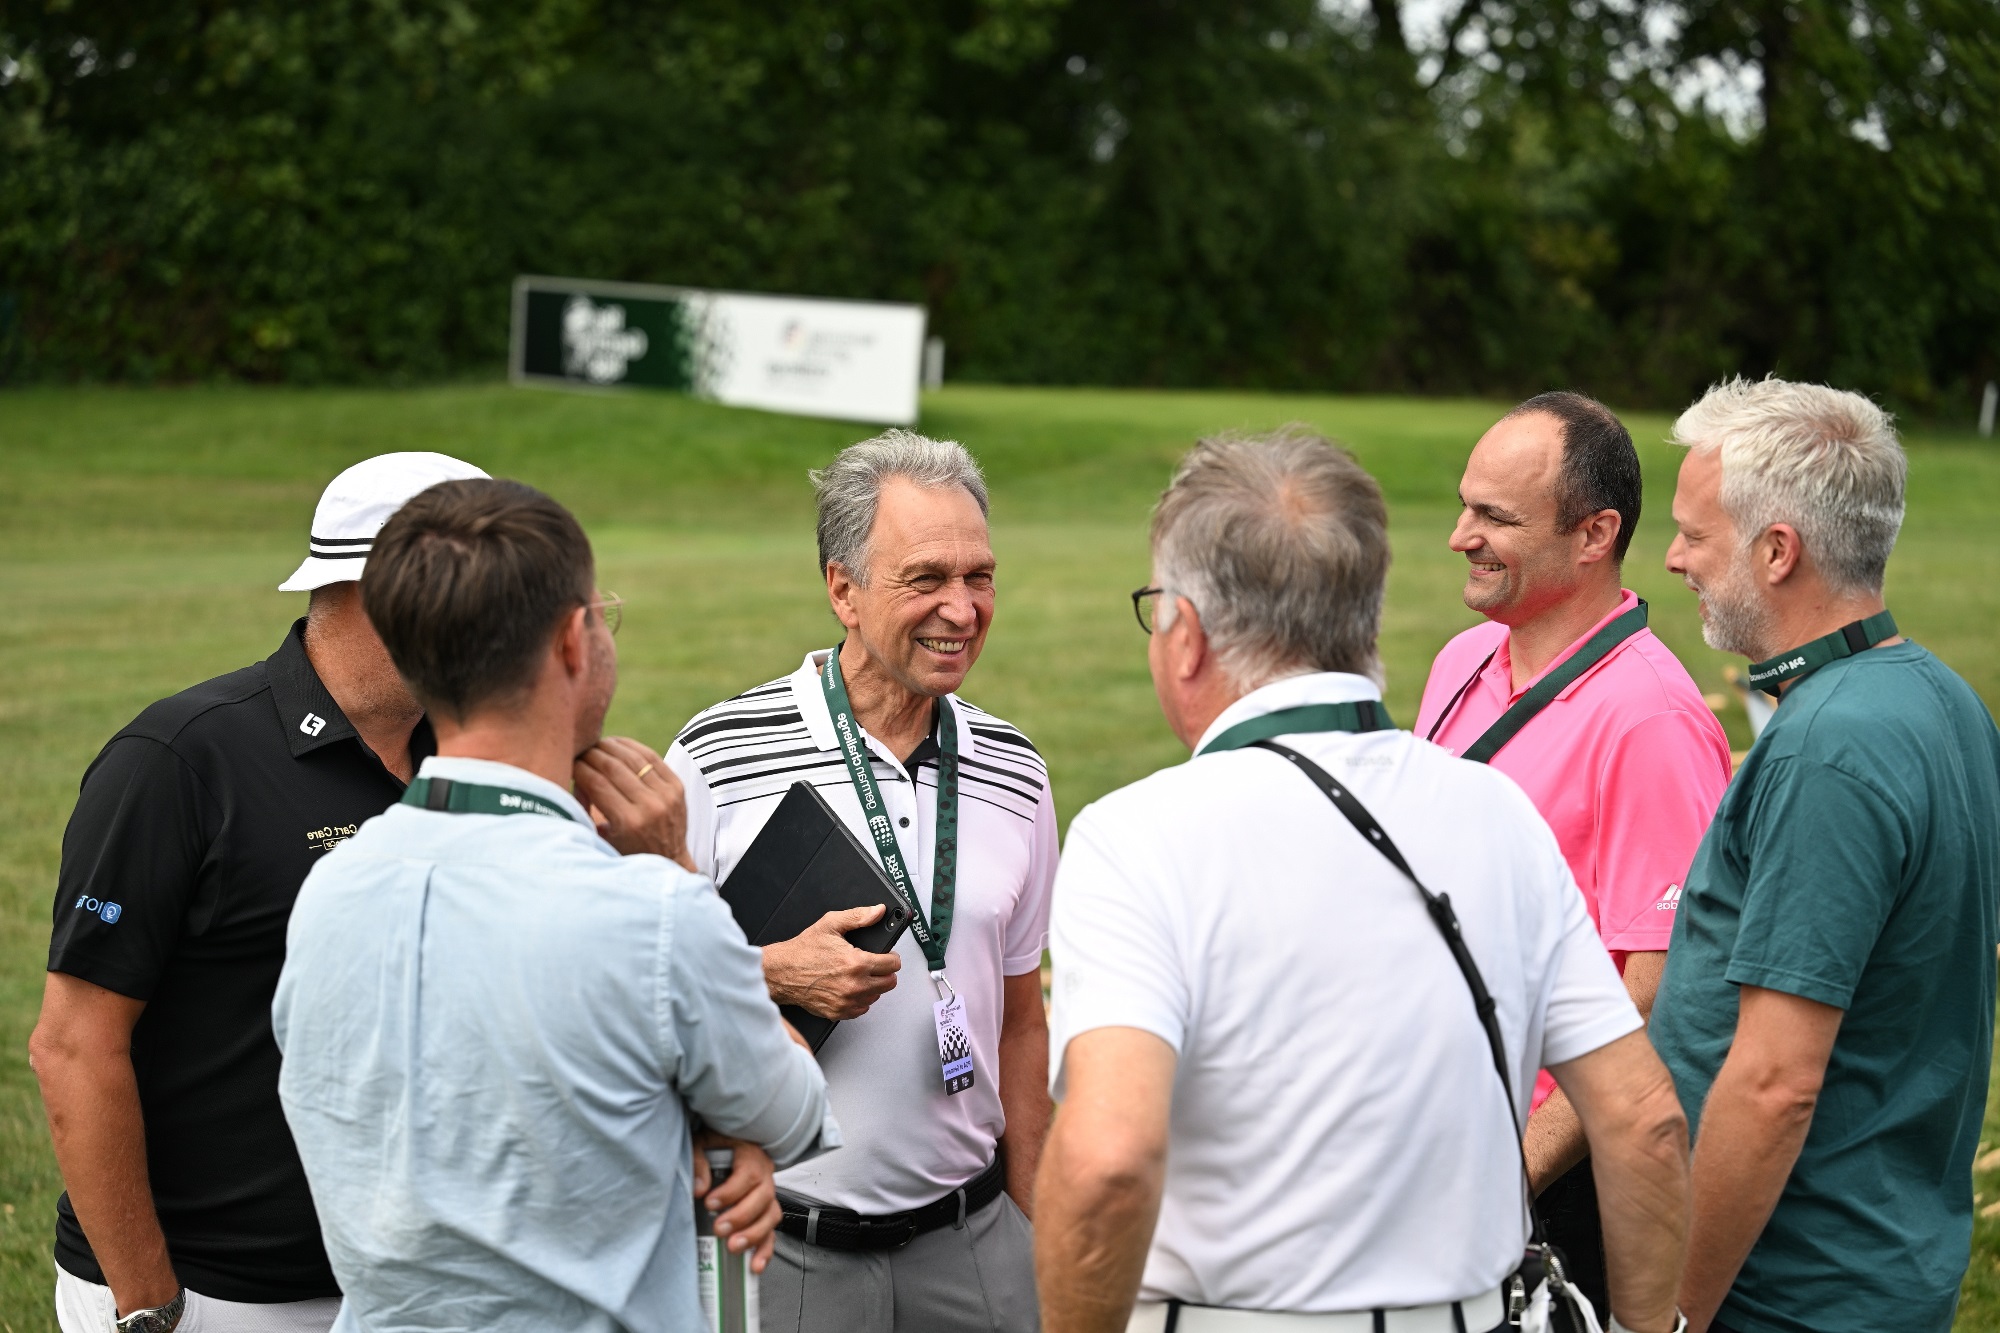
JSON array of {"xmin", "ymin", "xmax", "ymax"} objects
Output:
[{"xmin": 31, "ymin": 453, "xmax": 487, "ymax": 1333}]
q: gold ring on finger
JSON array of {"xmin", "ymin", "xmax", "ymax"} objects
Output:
[{"xmin": 635, "ymin": 762, "xmax": 655, "ymax": 780}]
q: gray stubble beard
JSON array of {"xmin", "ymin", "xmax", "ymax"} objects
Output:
[{"xmin": 1692, "ymin": 557, "xmax": 1780, "ymax": 661}]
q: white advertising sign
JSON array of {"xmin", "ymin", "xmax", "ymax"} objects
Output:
[{"xmin": 510, "ymin": 275, "xmax": 926, "ymax": 425}]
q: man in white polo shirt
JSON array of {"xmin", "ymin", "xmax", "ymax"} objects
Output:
[
  {"xmin": 1036, "ymin": 428, "xmax": 1691, "ymax": 1333},
  {"xmin": 666, "ymin": 430, "xmax": 1056, "ymax": 1333}
]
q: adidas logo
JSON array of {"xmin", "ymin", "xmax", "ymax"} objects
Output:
[{"xmin": 1654, "ymin": 883, "xmax": 1683, "ymax": 911}]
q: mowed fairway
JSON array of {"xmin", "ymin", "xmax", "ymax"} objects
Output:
[{"xmin": 2, "ymin": 383, "xmax": 1998, "ymax": 1328}]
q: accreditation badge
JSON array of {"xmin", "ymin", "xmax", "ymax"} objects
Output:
[{"xmin": 933, "ymin": 990, "xmax": 975, "ymax": 1095}]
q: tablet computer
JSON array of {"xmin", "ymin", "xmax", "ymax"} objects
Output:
[{"xmin": 717, "ymin": 781, "xmax": 913, "ymax": 1051}]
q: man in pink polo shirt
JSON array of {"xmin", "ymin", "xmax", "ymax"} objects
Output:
[{"xmin": 1416, "ymin": 390, "xmax": 1731, "ymax": 1318}]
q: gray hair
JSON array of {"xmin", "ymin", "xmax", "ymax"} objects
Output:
[
  {"xmin": 1152, "ymin": 426, "xmax": 1390, "ymax": 690},
  {"xmin": 810, "ymin": 430, "xmax": 990, "ymax": 583},
  {"xmin": 1671, "ymin": 377, "xmax": 1906, "ymax": 595}
]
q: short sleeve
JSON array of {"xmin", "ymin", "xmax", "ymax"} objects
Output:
[
  {"xmin": 1724, "ymin": 757, "xmax": 1905, "ymax": 1010},
  {"xmin": 1002, "ymin": 783, "xmax": 1059, "ymax": 975},
  {"xmin": 1593, "ymin": 709, "xmax": 1730, "ymax": 952},
  {"xmin": 1538, "ymin": 849, "xmax": 1646, "ymax": 1070},
  {"xmin": 664, "ymin": 740, "xmax": 719, "ymax": 879},
  {"xmin": 1046, "ymin": 803, "xmax": 1190, "ymax": 1099},
  {"xmin": 664, "ymin": 876, "xmax": 840, "ymax": 1168},
  {"xmin": 49, "ymin": 736, "xmax": 215, "ymax": 1000}
]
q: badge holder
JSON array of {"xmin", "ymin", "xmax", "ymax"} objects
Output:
[{"xmin": 932, "ymin": 972, "xmax": 975, "ymax": 1095}]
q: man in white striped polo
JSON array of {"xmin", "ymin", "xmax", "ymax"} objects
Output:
[{"xmin": 665, "ymin": 430, "xmax": 1056, "ymax": 1333}]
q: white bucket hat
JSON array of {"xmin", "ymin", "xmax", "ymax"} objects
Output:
[{"xmin": 279, "ymin": 452, "xmax": 491, "ymax": 592}]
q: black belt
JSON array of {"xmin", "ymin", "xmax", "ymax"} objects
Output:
[{"xmin": 778, "ymin": 1154, "xmax": 1007, "ymax": 1252}]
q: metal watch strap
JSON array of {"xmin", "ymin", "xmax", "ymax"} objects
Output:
[{"xmin": 115, "ymin": 1288, "xmax": 186, "ymax": 1333}]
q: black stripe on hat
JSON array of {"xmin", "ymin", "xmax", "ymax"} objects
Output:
[{"xmin": 308, "ymin": 536, "xmax": 373, "ymax": 560}]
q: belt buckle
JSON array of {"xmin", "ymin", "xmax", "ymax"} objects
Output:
[{"xmin": 853, "ymin": 1217, "xmax": 919, "ymax": 1251}]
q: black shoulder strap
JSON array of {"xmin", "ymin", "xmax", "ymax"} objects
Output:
[{"xmin": 1251, "ymin": 738, "xmax": 1544, "ymax": 1244}]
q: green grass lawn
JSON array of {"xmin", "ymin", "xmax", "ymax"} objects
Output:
[{"xmin": 1, "ymin": 381, "xmax": 1997, "ymax": 1328}]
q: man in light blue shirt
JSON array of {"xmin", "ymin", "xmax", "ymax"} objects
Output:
[{"xmin": 273, "ymin": 477, "xmax": 837, "ymax": 1332}]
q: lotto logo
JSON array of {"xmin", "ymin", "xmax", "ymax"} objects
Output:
[
  {"xmin": 73, "ymin": 896, "xmax": 123, "ymax": 924},
  {"xmin": 300, "ymin": 712, "xmax": 327, "ymax": 737}
]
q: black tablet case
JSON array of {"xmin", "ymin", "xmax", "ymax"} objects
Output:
[{"xmin": 717, "ymin": 781, "xmax": 913, "ymax": 1052}]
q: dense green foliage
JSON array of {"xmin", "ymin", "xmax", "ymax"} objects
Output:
[{"xmin": 3, "ymin": 0, "xmax": 1996, "ymax": 409}]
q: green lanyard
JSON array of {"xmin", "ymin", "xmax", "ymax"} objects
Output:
[
  {"xmin": 401, "ymin": 774, "xmax": 577, "ymax": 822},
  {"xmin": 819, "ymin": 649, "xmax": 959, "ymax": 976},
  {"xmin": 1426, "ymin": 599, "xmax": 1649, "ymax": 764},
  {"xmin": 1746, "ymin": 610, "xmax": 1898, "ymax": 697},
  {"xmin": 1197, "ymin": 700, "xmax": 1395, "ymax": 756}
]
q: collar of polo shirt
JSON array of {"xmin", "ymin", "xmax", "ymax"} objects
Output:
[
  {"xmin": 1193, "ymin": 670, "xmax": 1386, "ymax": 756},
  {"xmin": 792, "ymin": 650, "xmax": 980, "ymax": 767}
]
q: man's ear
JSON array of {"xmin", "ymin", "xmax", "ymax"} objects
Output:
[
  {"xmin": 1576, "ymin": 509, "xmax": 1623, "ymax": 566},
  {"xmin": 825, "ymin": 563, "xmax": 864, "ymax": 631},
  {"xmin": 1758, "ymin": 524, "xmax": 1805, "ymax": 586},
  {"xmin": 555, "ymin": 605, "xmax": 591, "ymax": 678},
  {"xmin": 1168, "ymin": 596, "xmax": 1209, "ymax": 683}
]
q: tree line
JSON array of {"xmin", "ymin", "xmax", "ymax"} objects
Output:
[{"xmin": 3, "ymin": 0, "xmax": 1995, "ymax": 413}]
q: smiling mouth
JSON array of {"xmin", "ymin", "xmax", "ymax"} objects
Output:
[
  {"xmin": 1468, "ymin": 560, "xmax": 1506, "ymax": 574},
  {"xmin": 917, "ymin": 636, "xmax": 968, "ymax": 655}
]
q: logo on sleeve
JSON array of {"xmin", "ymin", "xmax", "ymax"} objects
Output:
[
  {"xmin": 1654, "ymin": 883, "xmax": 1683, "ymax": 911},
  {"xmin": 300, "ymin": 713, "xmax": 327, "ymax": 737},
  {"xmin": 73, "ymin": 896, "xmax": 122, "ymax": 924}
]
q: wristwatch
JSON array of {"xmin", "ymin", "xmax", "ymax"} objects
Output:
[
  {"xmin": 1608, "ymin": 1313, "xmax": 1688, "ymax": 1333},
  {"xmin": 115, "ymin": 1288, "xmax": 186, "ymax": 1333}
]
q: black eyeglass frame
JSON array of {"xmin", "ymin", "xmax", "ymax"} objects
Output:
[{"xmin": 1131, "ymin": 585, "xmax": 1165, "ymax": 634}]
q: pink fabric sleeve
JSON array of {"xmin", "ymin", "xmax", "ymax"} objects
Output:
[{"xmin": 1592, "ymin": 708, "xmax": 1730, "ymax": 952}]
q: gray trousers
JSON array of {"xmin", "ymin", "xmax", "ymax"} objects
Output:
[{"xmin": 759, "ymin": 1194, "xmax": 1039, "ymax": 1333}]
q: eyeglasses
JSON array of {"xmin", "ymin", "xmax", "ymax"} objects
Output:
[
  {"xmin": 590, "ymin": 592, "xmax": 624, "ymax": 637},
  {"xmin": 1131, "ymin": 586, "xmax": 1165, "ymax": 634}
]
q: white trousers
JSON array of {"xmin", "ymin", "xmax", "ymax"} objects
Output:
[{"xmin": 55, "ymin": 1266, "xmax": 341, "ymax": 1333}]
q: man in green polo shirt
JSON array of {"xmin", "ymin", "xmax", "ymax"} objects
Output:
[{"xmin": 1654, "ymin": 376, "xmax": 2000, "ymax": 1333}]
